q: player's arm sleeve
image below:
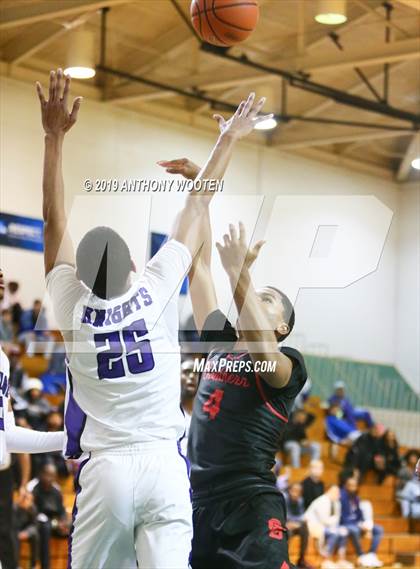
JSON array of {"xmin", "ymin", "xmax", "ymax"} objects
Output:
[
  {"xmin": 45, "ymin": 263, "xmax": 86, "ymax": 331},
  {"xmin": 143, "ymin": 239, "xmax": 192, "ymax": 306},
  {"xmin": 5, "ymin": 409, "xmax": 64, "ymax": 454},
  {"xmin": 275, "ymin": 348, "xmax": 308, "ymax": 398},
  {"xmin": 200, "ymin": 309, "xmax": 238, "ymax": 352}
]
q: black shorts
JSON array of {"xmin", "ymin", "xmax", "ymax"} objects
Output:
[{"xmin": 190, "ymin": 491, "xmax": 294, "ymax": 569}]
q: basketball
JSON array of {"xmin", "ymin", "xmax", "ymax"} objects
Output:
[{"xmin": 191, "ymin": 0, "xmax": 259, "ymax": 47}]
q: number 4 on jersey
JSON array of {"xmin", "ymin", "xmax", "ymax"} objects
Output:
[{"xmin": 202, "ymin": 389, "xmax": 224, "ymax": 420}]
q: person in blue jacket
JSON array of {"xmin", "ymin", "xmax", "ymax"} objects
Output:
[
  {"xmin": 340, "ymin": 477, "xmax": 383, "ymax": 568},
  {"xmin": 325, "ymin": 404, "xmax": 360, "ymax": 445},
  {"xmin": 328, "ymin": 381, "xmax": 373, "ymax": 429}
]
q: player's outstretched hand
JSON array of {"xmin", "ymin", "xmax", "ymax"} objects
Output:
[
  {"xmin": 36, "ymin": 69, "xmax": 82, "ymax": 137},
  {"xmin": 157, "ymin": 158, "xmax": 201, "ymax": 180},
  {"xmin": 216, "ymin": 221, "xmax": 264, "ymax": 277},
  {"xmin": 213, "ymin": 93, "xmax": 273, "ymax": 140}
]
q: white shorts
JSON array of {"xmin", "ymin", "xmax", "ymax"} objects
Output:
[{"xmin": 68, "ymin": 440, "xmax": 192, "ymax": 569}]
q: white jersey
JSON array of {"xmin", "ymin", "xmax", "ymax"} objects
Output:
[
  {"xmin": 46, "ymin": 239, "xmax": 192, "ymax": 458},
  {"xmin": 0, "ymin": 346, "xmax": 11, "ymax": 468}
]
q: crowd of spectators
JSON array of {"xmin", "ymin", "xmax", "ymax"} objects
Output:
[{"xmin": 0, "ymin": 284, "xmax": 418, "ymax": 569}]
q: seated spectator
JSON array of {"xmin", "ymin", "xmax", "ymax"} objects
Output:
[
  {"xmin": 328, "ymin": 381, "xmax": 373, "ymax": 429},
  {"xmin": 282, "ymin": 409, "xmax": 321, "ymax": 468},
  {"xmin": 22, "ymin": 377, "xmax": 53, "ymax": 431},
  {"xmin": 19, "ymin": 300, "xmax": 53, "ymax": 357},
  {"xmin": 284, "ymin": 482, "xmax": 314, "ymax": 569},
  {"xmin": 345, "ymin": 424, "xmax": 388, "ymax": 483},
  {"xmin": 303, "ymin": 460, "xmax": 325, "ymax": 509},
  {"xmin": 304, "ymin": 485, "xmax": 353, "ymax": 569},
  {"xmin": 293, "ymin": 377, "xmax": 312, "ymax": 411},
  {"xmin": 326, "ymin": 404, "xmax": 360, "ymax": 445},
  {"xmin": 275, "ymin": 464, "xmax": 291, "ymax": 493},
  {"xmin": 0, "ymin": 308, "xmax": 14, "ymax": 342},
  {"xmin": 398, "ymin": 477, "xmax": 420, "ymax": 519},
  {"xmin": 8, "ymin": 346, "xmax": 26, "ymax": 392},
  {"xmin": 340, "ymin": 477, "xmax": 383, "ymax": 568},
  {"xmin": 377, "ymin": 430, "xmax": 401, "ymax": 483},
  {"xmin": 32, "ymin": 412, "xmax": 69, "ymax": 479},
  {"xmin": 32, "ymin": 463, "xmax": 70, "ymax": 569},
  {"xmin": 13, "ymin": 491, "xmax": 39, "ymax": 569},
  {"xmin": 397, "ymin": 449, "xmax": 419, "ymax": 491},
  {"xmin": 179, "ymin": 359, "xmax": 199, "ymax": 456},
  {"xmin": 1, "ymin": 280, "xmax": 22, "ymax": 334}
]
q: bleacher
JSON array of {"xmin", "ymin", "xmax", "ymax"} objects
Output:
[{"xmin": 17, "ymin": 393, "xmax": 419, "ymax": 569}]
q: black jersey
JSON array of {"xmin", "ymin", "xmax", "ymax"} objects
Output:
[{"xmin": 188, "ymin": 310, "xmax": 307, "ymax": 504}]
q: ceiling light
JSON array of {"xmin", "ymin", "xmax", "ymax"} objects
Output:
[
  {"xmin": 254, "ymin": 118, "xmax": 278, "ymax": 131},
  {"xmin": 64, "ymin": 29, "xmax": 96, "ymax": 80},
  {"xmin": 411, "ymin": 158, "xmax": 420, "ymax": 170},
  {"xmin": 315, "ymin": 0, "xmax": 347, "ymax": 25}
]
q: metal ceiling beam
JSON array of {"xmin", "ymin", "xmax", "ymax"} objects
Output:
[
  {"xmin": 200, "ymin": 44, "xmax": 420, "ymax": 126},
  {"xmin": 0, "ymin": 0, "xmax": 129, "ymax": 30},
  {"xmin": 276, "ymin": 129, "xmax": 414, "ymax": 150},
  {"xmin": 396, "ymin": 132, "xmax": 420, "ymax": 181},
  {"xmin": 395, "ymin": 0, "xmax": 420, "ymax": 11}
]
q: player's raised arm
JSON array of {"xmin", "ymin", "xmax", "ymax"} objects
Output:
[
  {"xmin": 166, "ymin": 93, "xmax": 272, "ymax": 257},
  {"xmin": 36, "ymin": 69, "xmax": 82, "ymax": 275},
  {"xmin": 158, "ymin": 158, "xmax": 217, "ymax": 332},
  {"xmin": 216, "ymin": 222, "xmax": 292, "ymax": 388}
]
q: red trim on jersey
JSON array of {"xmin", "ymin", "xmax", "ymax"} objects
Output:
[
  {"xmin": 255, "ymin": 373, "xmax": 288, "ymax": 423},
  {"xmin": 225, "ymin": 351, "xmax": 248, "ymax": 360}
]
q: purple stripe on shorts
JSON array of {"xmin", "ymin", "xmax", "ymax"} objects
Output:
[
  {"xmin": 65, "ymin": 368, "xmax": 87, "ymax": 459},
  {"xmin": 67, "ymin": 454, "xmax": 90, "ymax": 569}
]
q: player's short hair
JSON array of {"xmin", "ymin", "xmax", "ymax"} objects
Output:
[
  {"xmin": 76, "ymin": 226, "xmax": 131, "ymax": 300},
  {"xmin": 265, "ymin": 286, "xmax": 295, "ymax": 342}
]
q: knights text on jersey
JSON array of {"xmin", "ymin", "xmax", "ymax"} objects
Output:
[
  {"xmin": 188, "ymin": 310, "xmax": 307, "ymax": 502},
  {"xmin": 0, "ymin": 347, "xmax": 10, "ymax": 467},
  {"xmin": 46, "ymin": 239, "xmax": 192, "ymax": 458}
]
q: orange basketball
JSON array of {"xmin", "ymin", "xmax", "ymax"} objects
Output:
[{"xmin": 191, "ymin": 0, "xmax": 259, "ymax": 47}]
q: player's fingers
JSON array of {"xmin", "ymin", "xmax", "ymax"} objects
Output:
[
  {"xmin": 253, "ymin": 240, "xmax": 266, "ymax": 255},
  {"xmin": 249, "ymin": 96, "xmax": 266, "ymax": 118},
  {"xmin": 254, "ymin": 113, "xmax": 274, "ymax": 124},
  {"xmin": 62, "ymin": 74, "xmax": 70, "ymax": 106},
  {"xmin": 36, "ymin": 82, "xmax": 46, "ymax": 106},
  {"xmin": 213, "ymin": 114, "xmax": 226, "ymax": 128},
  {"xmin": 240, "ymin": 92, "xmax": 255, "ymax": 117},
  {"xmin": 229, "ymin": 223, "xmax": 238, "ymax": 243},
  {"xmin": 215, "ymin": 242, "xmax": 224, "ymax": 255},
  {"xmin": 49, "ymin": 70, "xmax": 56, "ymax": 101},
  {"xmin": 233, "ymin": 102, "xmax": 245, "ymax": 118},
  {"xmin": 238, "ymin": 221, "xmax": 246, "ymax": 243},
  {"xmin": 223, "ymin": 234, "xmax": 231, "ymax": 247},
  {"xmin": 56, "ymin": 68, "xmax": 63, "ymax": 100},
  {"xmin": 69, "ymin": 96, "xmax": 83, "ymax": 125}
]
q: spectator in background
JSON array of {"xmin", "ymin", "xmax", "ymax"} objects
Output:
[
  {"xmin": 328, "ymin": 381, "xmax": 373, "ymax": 429},
  {"xmin": 282, "ymin": 409, "xmax": 321, "ymax": 468},
  {"xmin": 397, "ymin": 450, "xmax": 419, "ymax": 491},
  {"xmin": 302, "ymin": 460, "xmax": 325, "ymax": 509},
  {"xmin": 304, "ymin": 485, "xmax": 353, "ymax": 569},
  {"xmin": 293, "ymin": 377, "xmax": 312, "ymax": 411},
  {"xmin": 8, "ymin": 347, "xmax": 26, "ymax": 393},
  {"xmin": 19, "ymin": 300, "xmax": 53, "ymax": 357},
  {"xmin": 325, "ymin": 404, "xmax": 360, "ymax": 446},
  {"xmin": 284, "ymin": 482, "xmax": 314, "ymax": 569},
  {"xmin": 340, "ymin": 477, "xmax": 383, "ymax": 568},
  {"xmin": 179, "ymin": 359, "xmax": 199, "ymax": 456},
  {"xmin": 345, "ymin": 424, "xmax": 388, "ymax": 483},
  {"xmin": 398, "ymin": 475, "xmax": 420, "ymax": 519},
  {"xmin": 377, "ymin": 430, "xmax": 401, "ymax": 483},
  {"xmin": 1, "ymin": 281, "xmax": 22, "ymax": 334},
  {"xmin": 22, "ymin": 378, "xmax": 53, "ymax": 431},
  {"xmin": 0, "ymin": 309, "xmax": 14, "ymax": 342},
  {"xmin": 32, "ymin": 463, "xmax": 70, "ymax": 569},
  {"xmin": 32, "ymin": 412, "xmax": 68, "ymax": 479},
  {"xmin": 13, "ymin": 491, "xmax": 39, "ymax": 569}
]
